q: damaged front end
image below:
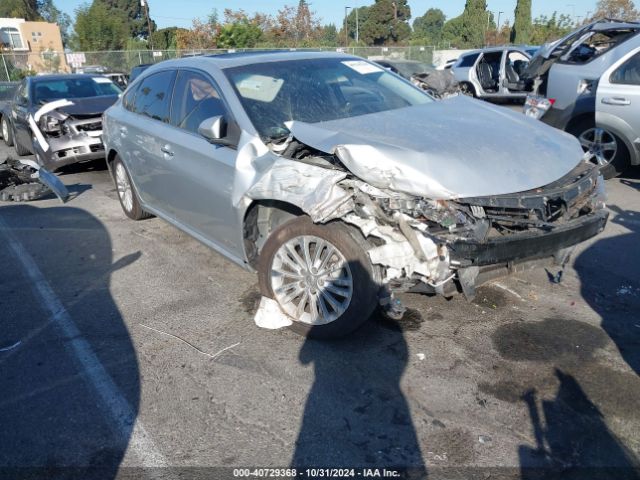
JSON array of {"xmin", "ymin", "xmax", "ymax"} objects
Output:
[
  {"xmin": 30, "ymin": 99, "xmax": 108, "ymax": 171},
  {"xmin": 0, "ymin": 157, "xmax": 69, "ymax": 202}
]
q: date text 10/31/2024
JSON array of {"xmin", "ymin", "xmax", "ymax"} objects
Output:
[{"xmin": 233, "ymin": 468, "xmax": 403, "ymax": 478}]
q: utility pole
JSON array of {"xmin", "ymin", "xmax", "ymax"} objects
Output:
[
  {"xmin": 497, "ymin": 11, "xmax": 503, "ymax": 45},
  {"xmin": 344, "ymin": 6, "xmax": 351, "ymax": 47},
  {"xmin": 141, "ymin": 0, "xmax": 154, "ymax": 50}
]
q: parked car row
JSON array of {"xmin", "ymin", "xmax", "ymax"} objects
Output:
[{"xmin": 0, "ymin": 49, "xmax": 615, "ymax": 339}]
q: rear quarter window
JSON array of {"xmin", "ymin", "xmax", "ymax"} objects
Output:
[{"xmin": 458, "ymin": 53, "xmax": 480, "ymax": 68}]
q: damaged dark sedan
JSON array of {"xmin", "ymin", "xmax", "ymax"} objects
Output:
[
  {"xmin": 103, "ymin": 52, "xmax": 608, "ymax": 338},
  {"xmin": 0, "ymin": 74, "xmax": 121, "ymax": 171}
]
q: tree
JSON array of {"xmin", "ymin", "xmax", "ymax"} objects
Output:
[
  {"xmin": 413, "ymin": 8, "xmax": 446, "ymax": 44},
  {"xmin": 98, "ymin": 0, "xmax": 156, "ymax": 39},
  {"xmin": 39, "ymin": 0, "xmax": 72, "ymax": 46},
  {"xmin": 151, "ymin": 27, "xmax": 186, "ymax": 50},
  {"xmin": 319, "ymin": 24, "xmax": 338, "ymax": 46},
  {"xmin": 360, "ymin": 0, "xmax": 411, "ymax": 45},
  {"xmin": 216, "ymin": 10, "xmax": 264, "ymax": 48},
  {"xmin": 442, "ymin": 15, "xmax": 465, "ymax": 46},
  {"xmin": 459, "ymin": 0, "xmax": 493, "ymax": 48},
  {"xmin": 530, "ymin": 12, "xmax": 574, "ymax": 44},
  {"xmin": 590, "ymin": 0, "xmax": 639, "ymax": 20},
  {"xmin": 344, "ymin": 6, "xmax": 370, "ymax": 43},
  {"xmin": 73, "ymin": 1, "xmax": 129, "ymax": 50},
  {"xmin": 0, "ymin": 0, "xmax": 40, "ymax": 20},
  {"xmin": 264, "ymin": 3, "xmax": 321, "ymax": 47},
  {"xmin": 511, "ymin": 0, "xmax": 532, "ymax": 44},
  {"xmin": 175, "ymin": 12, "xmax": 218, "ymax": 50}
]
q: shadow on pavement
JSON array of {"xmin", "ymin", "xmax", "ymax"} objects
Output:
[
  {"xmin": 0, "ymin": 204, "xmax": 140, "ymax": 479},
  {"xmin": 291, "ymin": 260, "xmax": 426, "ymax": 478},
  {"xmin": 519, "ymin": 370, "xmax": 640, "ymax": 480},
  {"xmin": 575, "ymin": 205, "xmax": 640, "ymax": 376}
]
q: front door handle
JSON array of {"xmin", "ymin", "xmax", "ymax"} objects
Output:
[
  {"xmin": 119, "ymin": 126, "xmax": 128, "ymax": 136},
  {"xmin": 602, "ymin": 97, "xmax": 631, "ymax": 106},
  {"xmin": 161, "ymin": 145, "xmax": 174, "ymax": 157}
]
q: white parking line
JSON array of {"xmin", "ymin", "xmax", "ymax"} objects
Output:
[{"xmin": 0, "ymin": 215, "xmax": 167, "ymax": 468}]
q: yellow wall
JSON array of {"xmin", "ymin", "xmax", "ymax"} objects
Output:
[{"xmin": 18, "ymin": 21, "xmax": 69, "ymax": 73}]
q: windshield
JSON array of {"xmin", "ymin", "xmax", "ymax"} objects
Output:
[
  {"xmin": 32, "ymin": 77, "xmax": 121, "ymax": 104},
  {"xmin": 224, "ymin": 57, "xmax": 432, "ymax": 139}
]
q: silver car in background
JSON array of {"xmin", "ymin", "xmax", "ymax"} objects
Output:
[
  {"xmin": 103, "ymin": 52, "xmax": 608, "ymax": 339},
  {"xmin": 451, "ymin": 46, "xmax": 537, "ymax": 99},
  {"xmin": 522, "ymin": 20, "xmax": 640, "ymax": 178}
]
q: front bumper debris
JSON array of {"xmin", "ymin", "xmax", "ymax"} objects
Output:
[{"xmin": 0, "ymin": 157, "xmax": 68, "ymax": 203}]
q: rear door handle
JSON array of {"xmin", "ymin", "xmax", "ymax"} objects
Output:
[
  {"xmin": 161, "ymin": 145, "xmax": 174, "ymax": 157},
  {"xmin": 119, "ymin": 126, "xmax": 128, "ymax": 136},
  {"xmin": 602, "ymin": 97, "xmax": 631, "ymax": 106}
]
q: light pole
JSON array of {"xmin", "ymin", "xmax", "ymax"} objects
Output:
[
  {"xmin": 497, "ymin": 11, "xmax": 503, "ymax": 45},
  {"xmin": 344, "ymin": 6, "xmax": 351, "ymax": 47},
  {"xmin": 355, "ymin": 6, "xmax": 359, "ymax": 44}
]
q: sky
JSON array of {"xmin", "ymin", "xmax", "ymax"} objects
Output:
[{"xmin": 55, "ymin": 0, "xmax": 599, "ymax": 30}]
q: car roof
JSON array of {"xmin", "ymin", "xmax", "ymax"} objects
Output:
[
  {"xmin": 29, "ymin": 74, "xmax": 106, "ymax": 82},
  {"xmin": 462, "ymin": 46, "xmax": 529, "ymax": 56},
  {"xmin": 148, "ymin": 50, "xmax": 359, "ymax": 71}
]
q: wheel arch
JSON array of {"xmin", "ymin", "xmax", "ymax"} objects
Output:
[
  {"xmin": 242, "ymin": 199, "xmax": 305, "ymax": 269},
  {"xmin": 106, "ymin": 149, "xmax": 119, "ymax": 178}
]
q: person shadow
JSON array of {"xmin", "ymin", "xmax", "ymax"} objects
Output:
[
  {"xmin": 519, "ymin": 369, "xmax": 640, "ymax": 480},
  {"xmin": 574, "ymin": 204, "xmax": 640, "ymax": 376},
  {"xmin": 291, "ymin": 260, "xmax": 426, "ymax": 479},
  {"xmin": 0, "ymin": 204, "xmax": 141, "ymax": 479}
]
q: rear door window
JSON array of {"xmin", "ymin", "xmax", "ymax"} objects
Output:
[
  {"xmin": 611, "ymin": 51, "xmax": 640, "ymax": 85},
  {"xmin": 458, "ymin": 53, "xmax": 479, "ymax": 67},
  {"xmin": 132, "ymin": 70, "xmax": 176, "ymax": 123},
  {"xmin": 170, "ymin": 70, "xmax": 227, "ymax": 134}
]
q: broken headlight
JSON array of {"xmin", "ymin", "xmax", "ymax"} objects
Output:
[{"xmin": 39, "ymin": 114, "xmax": 62, "ymax": 134}]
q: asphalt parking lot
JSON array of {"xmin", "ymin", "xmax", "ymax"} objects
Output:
[{"xmin": 1, "ymin": 136, "xmax": 639, "ymax": 479}]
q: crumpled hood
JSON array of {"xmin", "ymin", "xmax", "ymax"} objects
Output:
[
  {"xmin": 52, "ymin": 95, "xmax": 119, "ymax": 117},
  {"xmin": 287, "ymin": 95, "xmax": 584, "ymax": 199}
]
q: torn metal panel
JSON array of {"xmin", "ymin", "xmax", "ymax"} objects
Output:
[
  {"xmin": 0, "ymin": 157, "xmax": 68, "ymax": 203},
  {"xmin": 287, "ymin": 96, "xmax": 585, "ymax": 199},
  {"xmin": 254, "ymin": 296, "xmax": 293, "ymax": 330}
]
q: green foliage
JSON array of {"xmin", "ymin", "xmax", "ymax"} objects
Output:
[
  {"xmin": 319, "ymin": 24, "xmax": 339, "ymax": 46},
  {"xmin": 530, "ymin": 12, "xmax": 574, "ymax": 44},
  {"xmin": 217, "ymin": 21, "xmax": 263, "ymax": 48},
  {"xmin": 442, "ymin": 15, "xmax": 465, "ymax": 46},
  {"xmin": 413, "ymin": 8, "xmax": 445, "ymax": 44},
  {"xmin": 511, "ymin": 0, "xmax": 532, "ymax": 44},
  {"xmin": 0, "ymin": 0, "xmax": 40, "ymax": 20},
  {"xmin": 151, "ymin": 27, "xmax": 184, "ymax": 50},
  {"xmin": 39, "ymin": 0, "xmax": 72, "ymax": 46},
  {"xmin": 590, "ymin": 0, "xmax": 639, "ymax": 21},
  {"xmin": 73, "ymin": 1, "xmax": 129, "ymax": 50},
  {"xmin": 459, "ymin": 0, "xmax": 492, "ymax": 48},
  {"xmin": 97, "ymin": 0, "xmax": 156, "ymax": 39},
  {"xmin": 360, "ymin": 0, "xmax": 411, "ymax": 45}
]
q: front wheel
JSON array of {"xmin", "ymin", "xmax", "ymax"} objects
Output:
[
  {"xmin": 258, "ymin": 217, "xmax": 380, "ymax": 339},
  {"xmin": 1, "ymin": 116, "xmax": 13, "ymax": 146},
  {"xmin": 568, "ymin": 117, "xmax": 629, "ymax": 179},
  {"xmin": 459, "ymin": 82, "xmax": 476, "ymax": 97}
]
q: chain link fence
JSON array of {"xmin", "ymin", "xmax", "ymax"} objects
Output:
[{"xmin": 0, "ymin": 46, "xmax": 436, "ymax": 82}]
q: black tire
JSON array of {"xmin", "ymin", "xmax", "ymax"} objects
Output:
[
  {"xmin": 1, "ymin": 116, "xmax": 13, "ymax": 146},
  {"xmin": 459, "ymin": 82, "xmax": 476, "ymax": 97},
  {"xmin": 13, "ymin": 127, "xmax": 31, "ymax": 156},
  {"xmin": 567, "ymin": 117, "xmax": 629, "ymax": 179},
  {"xmin": 258, "ymin": 216, "xmax": 380, "ymax": 339},
  {"xmin": 112, "ymin": 156, "xmax": 151, "ymax": 220}
]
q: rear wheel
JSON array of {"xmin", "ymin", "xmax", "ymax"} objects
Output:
[
  {"xmin": 113, "ymin": 156, "xmax": 151, "ymax": 220},
  {"xmin": 568, "ymin": 117, "xmax": 629, "ymax": 179},
  {"xmin": 1, "ymin": 116, "xmax": 13, "ymax": 146},
  {"xmin": 13, "ymin": 127, "xmax": 31, "ymax": 156},
  {"xmin": 258, "ymin": 216, "xmax": 379, "ymax": 339}
]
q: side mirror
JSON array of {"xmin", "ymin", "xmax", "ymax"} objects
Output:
[{"xmin": 198, "ymin": 116, "xmax": 227, "ymax": 142}]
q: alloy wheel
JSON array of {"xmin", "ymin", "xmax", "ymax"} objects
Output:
[
  {"xmin": 578, "ymin": 127, "xmax": 618, "ymax": 167},
  {"xmin": 270, "ymin": 235, "xmax": 353, "ymax": 326},
  {"xmin": 115, "ymin": 162, "xmax": 133, "ymax": 212}
]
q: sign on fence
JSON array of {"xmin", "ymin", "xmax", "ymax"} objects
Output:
[{"xmin": 66, "ymin": 52, "xmax": 86, "ymax": 69}]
